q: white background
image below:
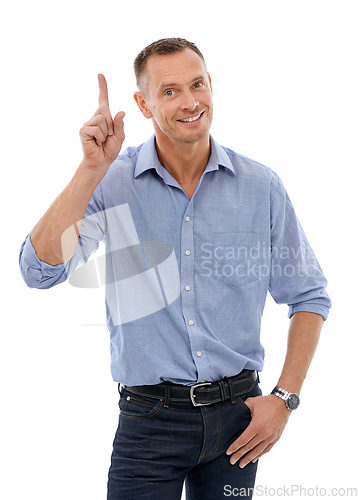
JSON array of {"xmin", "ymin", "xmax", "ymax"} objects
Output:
[{"xmin": 1, "ymin": 0, "xmax": 357, "ymax": 498}]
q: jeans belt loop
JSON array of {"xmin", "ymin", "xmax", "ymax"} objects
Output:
[
  {"xmin": 163, "ymin": 382, "xmax": 171, "ymax": 408},
  {"xmin": 227, "ymin": 377, "xmax": 236, "ymax": 404},
  {"xmin": 217, "ymin": 379, "xmax": 226, "ymax": 403}
]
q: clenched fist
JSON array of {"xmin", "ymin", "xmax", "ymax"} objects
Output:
[{"xmin": 80, "ymin": 74, "xmax": 125, "ymax": 173}]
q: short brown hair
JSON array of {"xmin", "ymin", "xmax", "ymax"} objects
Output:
[{"xmin": 134, "ymin": 37, "xmax": 207, "ymax": 92}]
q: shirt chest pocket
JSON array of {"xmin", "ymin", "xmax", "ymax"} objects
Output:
[{"xmin": 212, "ymin": 232, "xmax": 266, "ymax": 287}]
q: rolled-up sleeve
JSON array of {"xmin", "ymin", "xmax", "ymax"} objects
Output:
[
  {"xmin": 19, "ymin": 234, "xmax": 68, "ymax": 289},
  {"xmin": 268, "ymin": 175, "xmax": 331, "ymax": 320},
  {"xmin": 19, "ymin": 183, "xmax": 106, "ymax": 289}
]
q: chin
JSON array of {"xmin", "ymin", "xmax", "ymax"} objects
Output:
[
  {"xmin": 179, "ymin": 136, "xmax": 207, "ymax": 145},
  {"xmin": 176, "ymin": 128, "xmax": 211, "ymax": 145}
]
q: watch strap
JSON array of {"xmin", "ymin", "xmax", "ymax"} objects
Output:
[{"xmin": 271, "ymin": 386, "xmax": 290, "ymax": 400}]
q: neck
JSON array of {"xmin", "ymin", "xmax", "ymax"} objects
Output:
[{"xmin": 154, "ymin": 134, "xmax": 211, "ymax": 198}]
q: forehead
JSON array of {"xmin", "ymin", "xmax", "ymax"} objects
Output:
[{"xmin": 145, "ymin": 49, "xmax": 207, "ymax": 93}]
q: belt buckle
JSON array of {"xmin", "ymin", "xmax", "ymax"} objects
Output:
[{"xmin": 189, "ymin": 381, "xmax": 212, "ymax": 406}]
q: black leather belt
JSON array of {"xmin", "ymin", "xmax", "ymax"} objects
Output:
[{"xmin": 122, "ymin": 369, "xmax": 258, "ymax": 407}]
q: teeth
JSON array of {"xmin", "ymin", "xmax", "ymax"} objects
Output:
[{"xmin": 180, "ymin": 112, "xmax": 202, "ymax": 122}]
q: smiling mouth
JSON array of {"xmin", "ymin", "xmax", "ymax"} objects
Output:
[{"xmin": 177, "ymin": 111, "xmax": 204, "ymax": 123}]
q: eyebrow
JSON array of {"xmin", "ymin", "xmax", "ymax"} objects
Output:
[{"xmin": 158, "ymin": 75, "xmax": 206, "ymax": 91}]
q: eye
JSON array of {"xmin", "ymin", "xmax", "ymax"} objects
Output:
[
  {"xmin": 164, "ymin": 89, "xmax": 175, "ymax": 97},
  {"xmin": 193, "ymin": 81, "xmax": 204, "ymax": 89}
]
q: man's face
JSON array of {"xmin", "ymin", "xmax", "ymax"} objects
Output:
[{"xmin": 137, "ymin": 49, "xmax": 213, "ymax": 146}]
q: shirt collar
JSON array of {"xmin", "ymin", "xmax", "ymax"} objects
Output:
[{"xmin": 134, "ymin": 134, "xmax": 235, "ymax": 179}]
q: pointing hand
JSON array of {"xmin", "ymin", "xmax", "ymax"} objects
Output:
[{"xmin": 80, "ymin": 74, "xmax": 125, "ymax": 171}]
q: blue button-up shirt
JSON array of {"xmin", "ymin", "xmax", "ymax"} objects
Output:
[{"xmin": 19, "ymin": 135, "xmax": 331, "ymax": 386}]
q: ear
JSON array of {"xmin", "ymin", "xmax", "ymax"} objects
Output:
[
  {"xmin": 208, "ymin": 73, "xmax": 213, "ymax": 92},
  {"xmin": 133, "ymin": 92, "xmax": 153, "ymax": 119}
]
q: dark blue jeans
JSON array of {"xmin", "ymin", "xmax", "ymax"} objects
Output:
[{"xmin": 107, "ymin": 380, "xmax": 262, "ymax": 499}]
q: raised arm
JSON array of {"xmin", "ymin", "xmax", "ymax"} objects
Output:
[{"xmin": 30, "ymin": 75, "xmax": 125, "ymax": 265}]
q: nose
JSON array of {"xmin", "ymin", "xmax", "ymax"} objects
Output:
[{"xmin": 180, "ymin": 90, "xmax": 199, "ymax": 111}]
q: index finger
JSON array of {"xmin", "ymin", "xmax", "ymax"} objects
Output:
[{"xmin": 98, "ymin": 73, "xmax": 109, "ymax": 107}]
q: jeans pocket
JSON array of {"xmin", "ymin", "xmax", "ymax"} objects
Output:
[
  {"xmin": 119, "ymin": 389, "xmax": 162, "ymax": 418},
  {"xmin": 236, "ymin": 380, "xmax": 262, "ymax": 414},
  {"xmin": 236, "ymin": 395, "xmax": 252, "ymax": 415}
]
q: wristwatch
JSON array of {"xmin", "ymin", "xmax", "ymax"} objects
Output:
[{"xmin": 271, "ymin": 386, "xmax": 300, "ymax": 410}]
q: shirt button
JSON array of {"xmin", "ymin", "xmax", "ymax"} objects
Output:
[
  {"xmin": 185, "ymin": 250, "xmax": 191, "ymax": 256},
  {"xmin": 185, "ymin": 285, "xmax": 191, "ymax": 291},
  {"xmin": 197, "ymin": 351, "xmax": 202, "ymax": 357},
  {"xmin": 188, "ymin": 320, "xmax": 194, "ymax": 326},
  {"xmin": 185, "ymin": 216, "xmax": 190, "ymax": 222}
]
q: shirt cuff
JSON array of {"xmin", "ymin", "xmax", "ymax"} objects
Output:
[{"xmin": 288, "ymin": 303, "xmax": 330, "ymax": 321}]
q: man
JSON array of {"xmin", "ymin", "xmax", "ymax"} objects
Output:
[{"xmin": 19, "ymin": 38, "xmax": 331, "ymax": 499}]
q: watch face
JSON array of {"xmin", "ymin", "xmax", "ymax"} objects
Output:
[{"xmin": 287, "ymin": 393, "xmax": 300, "ymax": 410}]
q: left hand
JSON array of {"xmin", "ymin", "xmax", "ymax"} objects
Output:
[{"xmin": 226, "ymin": 394, "xmax": 291, "ymax": 468}]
